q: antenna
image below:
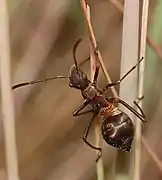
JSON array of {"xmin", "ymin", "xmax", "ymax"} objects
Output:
[
  {"xmin": 73, "ymin": 38, "xmax": 82, "ymax": 71},
  {"xmin": 12, "ymin": 76, "xmax": 68, "ymax": 90}
]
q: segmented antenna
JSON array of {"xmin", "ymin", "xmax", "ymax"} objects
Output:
[
  {"xmin": 73, "ymin": 38, "xmax": 82, "ymax": 71},
  {"xmin": 12, "ymin": 76, "xmax": 68, "ymax": 90}
]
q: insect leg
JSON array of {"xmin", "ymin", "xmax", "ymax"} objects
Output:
[
  {"xmin": 78, "ymin": 56, "xmax": 90, "ymax": 67},
  {"xmin": 107, "ymin": 97, "xmax": 147, "ymax": 123},
  {"xmin": 73, "ymin": 99, "xmax": 94, "ymax": 116},
  {"xmin": 82, "ymin": 112, "xmax": 102, "ymax": 162},
  {"xmin": 102, "ymin": 57, "xmax": 144, "ymax": 91},
  {"xmin": 91, "ymin": 42, "xmax": 100, "ymax": 86},
  {"xmin": 92, "ymin": 63, "xmax": 100, "ymax": 86},
  {"xmin": 133, "ymin": 96, "xmax": 146, "ymax": 119},
  {"xmin": 78, "ymin": 43, "xmax": 99, "ymax": 67}
]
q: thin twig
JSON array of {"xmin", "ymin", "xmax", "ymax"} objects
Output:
[
  {"xmin": 80, "ymin": 1, "xmax": 118, "ymax": 180},
  {"xmin": 86, "ymin": 4, "xmax": 105, "ymax": 180},
  {"xmin": 133, "ymin": 0, "xmax": 149, "ymax": 180},
  {"xmin": 108, "ymin": 0, "xmax": 162, "ymax": 61},
  {"xmin": 80, "ymin": 0, "xmax": 118, "ymax": 98},
  {"xmin": 0, "ymin": 1, "xmax": 20, "ymax": 180}
]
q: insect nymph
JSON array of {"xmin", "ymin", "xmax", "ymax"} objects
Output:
[{"xmin": 13, "ymin": 38, "xmax": 147, "ymax": 161}]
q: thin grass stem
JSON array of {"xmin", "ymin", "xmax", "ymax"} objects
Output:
[{"xmin": 0, "ymin": 1, "xmax": 20, "ymax": 180}]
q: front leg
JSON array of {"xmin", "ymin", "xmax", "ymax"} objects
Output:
[
  {"xmin": 73, "ymin": 99, "xmax": 94, "ymax": 117},
  {"xmin": 82, "ymin": 112, "xmax": 102, "ymax": 162}
]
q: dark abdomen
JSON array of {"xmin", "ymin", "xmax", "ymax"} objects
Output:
[{"xmin": 101, "ymin": 111, "xmax": 135, "ymax": 152}]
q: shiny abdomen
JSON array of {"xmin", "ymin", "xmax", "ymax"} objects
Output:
[{"xmin": 101, "ymin": 111, "xmax": 135, "ymax": 152}]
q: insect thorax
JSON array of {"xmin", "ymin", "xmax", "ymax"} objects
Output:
[{"xmin": 82, "ymin": 84, "xmax": 99, "ymax": 99}]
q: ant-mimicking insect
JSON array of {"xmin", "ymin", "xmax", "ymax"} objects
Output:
[{"xmin": 12, "ymin": 38, "xmax": 147, "ymax": 162}]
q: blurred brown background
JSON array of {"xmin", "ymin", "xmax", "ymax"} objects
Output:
[{"xmin": 0, "ymin": 0, "xmax": 162, "ymax": 180}]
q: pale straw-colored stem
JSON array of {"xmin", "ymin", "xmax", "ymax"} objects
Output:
[
  {"xmin": 80, "ymin": 0, "xmax": 118, "ymax": 98},
  {"xmin": 108, "ymin": 0, "xmax": 162, "ymax": 61},
  {"xmin": 86, "ymin": 4, "xmax": 105, "ymax": 180},
  {"xmin": 80, "ymin": 1, "xmax": 119, "ymax": 179},
  {"xmin": 81, "ymin": 0, "xmax": 162, "ymax": 179},
  {"xmin": 108, "ymin": 0, "xmax": 162, "ymax": 173},
  {"xmin": 0, "ymin": 0, "xmax": 20, "ymax": 180},
  {"xmin": 119, "ymin": 1, "xmax": 140, "ymax": 180},
  {"xmin": 133, "ymin": 1, "xmax": 149, "ymax": 180}
]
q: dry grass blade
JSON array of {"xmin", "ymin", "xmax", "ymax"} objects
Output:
[
  {"xmin": 80, "ymin": 0, "xmax": 119, "ymax": 179},
  {"xmin": 107, "ymin": 0, "xmax": 162, "ymax": 172},
  {"xmin": 80, "ymin": 0, "xmax": 118, "ymax": 98},
  {"xmin": 133, "ymin": 0, "xmax": 149, "ymax": 180},
  {"xmin": 85, "ymin": 4, "xmax": 105, "ymax": 180},
  {"xmin": 80, "ymin": 0, "xmax": 162, "ymax": 179},
  {"xmin": 108, "ymin": 0, "xmax": 162, "ymax": 61},
  {"xmin": 119, "ymin": 1, "xmax": 140, "ymax": 179},
  {"xmin": 0, "ymin": 1, "xmax": 20, "ymax": 180}
]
